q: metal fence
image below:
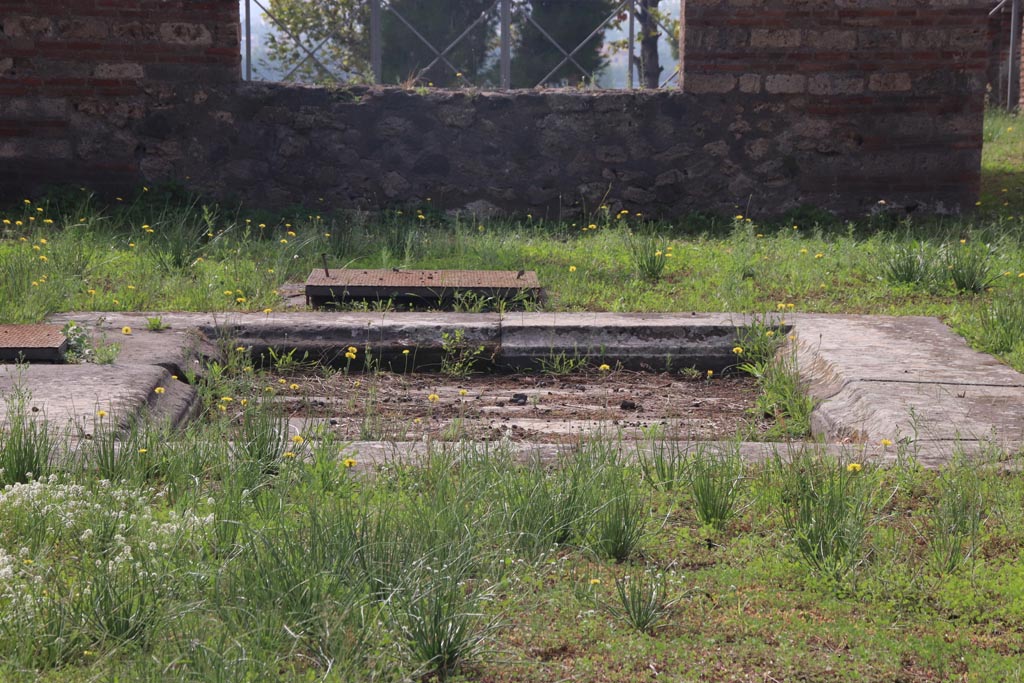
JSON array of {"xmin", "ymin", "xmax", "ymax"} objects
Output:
[
  {"xmin": 992, "ymin": 0, "xmax": 1022, "ymax": 110},
  {"xmin": 242, "ymin": 0, "xmax": 681, "ymax": 89}
]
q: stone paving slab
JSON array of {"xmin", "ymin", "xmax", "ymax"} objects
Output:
[
  {"xmin": 792, "ymin": 314, "xmax": 1024, "ymax": 460},
  {"xmin": 0, "ymin": 364, "xmax": 195, "ymax": 434}
]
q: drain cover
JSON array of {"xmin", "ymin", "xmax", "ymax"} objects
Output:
[
  {"xmin": 305, "ymin": 269, "xmax": 543, "ymax": 309},
  {"xmin": 0, "ymin": 324, "xmax": 68, "ymax": 362}
]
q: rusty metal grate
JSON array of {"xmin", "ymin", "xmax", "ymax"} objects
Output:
[
  {"xmin": 306, "ymin": 269, "xmax": 543, "ymax": 309},
  {"xmin": 0, "ymin": 324, "xmax": 68, "ymax": 362}
]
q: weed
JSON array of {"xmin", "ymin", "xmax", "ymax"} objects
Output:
[
  {"xmin": 440, "ymin": 328, "xmax": 487, "ymax": 378},
  {"xmin": 976, "ymin": 292, "xmax": 1024, "ymax": 354},
  {"xmin": 537, "ymin": 348, "xmax": 589, "ymax": 375},
  {"xmin": 879, "ymin": 240, "xmax": 940, "ymax": 288},
  {"xmin": 626, "ymin": 232, "xmax": 672, "ymax": 281},
  {"xmin": 586, "ymin": 465, "xmax": 647, "ymax": 563},
  {"xmin": 0, "ymin": 385, "xmax": 54, "ymax": 486},
  {"xmin": 943, "ymin": 239, "xmax": 998, "ymax": 293},
  {"xmin": 636, "ymin": 437, "xmax": 686, "ymax": 491},
  {"xmin": 602, "ymin": 570, "xmax": 677, "ymax": 635},
  {"xmin": 145, "ymin": 315, "xmax": 170, "ymax": 331},
  {"xmin": 775, "ymin": 452, "xmax": 888, "ymax": 588},
  {"xmin": 391, "ymin": 557, "xmax": 493, "ymax": 681},
  {"xmin": 927, "ymin": 454, "xmax": 987, "ymax": 575},
  {"xmin": 687, "ymin": 443, "xmax": 744, "ymax": 531},
  {"xmin": 61, "ymin": 320, "xmax": 94, "ymax": 363}
]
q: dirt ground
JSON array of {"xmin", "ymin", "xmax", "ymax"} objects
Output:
[{"xmin": 274, "ymin": 369, "xmax": 771, "ymax": 443}]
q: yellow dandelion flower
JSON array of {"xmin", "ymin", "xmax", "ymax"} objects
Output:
[
  {"xmin": 846, "ymin": 462, "xmax": 862, "ymax": 473},
  {"xmin": 279, "ymin": 238, "xmax": 288, "ymax": 244},
  {"xmin": 428, "ymin": 393, "xmax": 440, "ymax": 402},
  {"xmin": 413, "ymin": 417, "xmax": 423, "ymax": 424},
  {"xmin": 814, "ymin": 253, "xmax": 824, "ymax": 259},
  {"xmin": 235, "ymin": 346, "xmax": 245, "ymax": 352},
  {"xmin": 598, "ymin": 363, "xmax": 611, "ymax": 371},
  {"xmin": 459, "ymin": 389, "xmax": 468, "ymax": 396},
  {"xmin": 345, "ymin": 351, "xmax": 356, "ymax": 360},
  {"xmin": 97, "ymin": 410, "xmax": 107, "ymax": 418},
  {"xmin": 283, "ymin": 451, "xmax": 296, "ymax": 458},
  {"xmin": 291, "ymin": 434, "xmax": 304, "ymax": 444},
  {"xmin": 154, "ymin": 387, "xmax": 165, "ymax": 394},
  {"xmin": 38, "ymin": 255, "xmax": 47, "ymax": 262},
  {"xmin": 569, "ymin": 265, "xmax": 577, "ymax": 272},
  {"xmin": 217, "ymin": 404, "xmax": 227, "ymax": 412},
  {"xmin": 235, "ymin": 297, "xmax": 246, "ymax": 303},
  {"xmin": 263, "ymin": 308, "xmax": 273, "ymax": 314},
  {"xmin": 880, "ymin": 438, "xmax": 893, "ymax": 447},
  {"xmin": 347, "ymin": 346, "xmax": 358, "ymax": 354},
  {"xmin": 343, "ymin": 457, "xmax": 357, "ymax": 468},
  {"xmin": 402, "ymin": 349, "xmax": 410, "ymax": 355},
  {"xmin": 289, "ymin": 383, "xmax": 300, "ymax": 390},
  {"xmin": 138, "ymin": 448, "xmax": 148, "ymax": 454},
  {"xmin": 121, "ymin": 326, "xmax": 132, "ymax": 335},
  {"xmin": 590, "ymin": 578, "xmax": 601, "ymax": 585},
  {"xmin": 287, "ymin": 230, "xmax": 296, "ymax": 237},
  {"xmin": 732, "ymin": 346, "xmax": 743, "ymax": 354},
  {"xmin": 278, "ymin": 378, "xmax": 287, "ymax": 384}
]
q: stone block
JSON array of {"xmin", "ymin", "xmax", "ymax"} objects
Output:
[
  {"xmin": 94, "ymin": 63, "xmax": 144, "ymax": 80},
  {"xmin": 808, "ymin": 74, "xmax": 865, "ymax": 96},
  {"xmin": 685, "ymin": 73, "xmax": 736, "ymax": 94},
  {"xmin": 868, "ymin": 72, "xmax": 912, "ymax": 93},
  {"xmin": 158, "ymin": 22, "xmax": 213, "ymax": 46},
  {"xmin": 738, "ymin": 74, "xmax": 761, "ymax": 93},
  {"xmin": 750, "ymin": 29, "xmax": 801, "ymax": 49},
  {"xmin": 765, "ymin": 74, "xmax": 806, "ymax": 94}
]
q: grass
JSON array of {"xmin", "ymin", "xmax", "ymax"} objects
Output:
[
  {"xmin": 0, "ymin": 401, "xmax": 1023, "ymax": 681},
  {"xmin": 2, "ymin": 109, "xmax": 1024, "ymax": 681}
]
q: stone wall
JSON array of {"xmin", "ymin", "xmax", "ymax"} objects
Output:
[{"xmin": 1, "ymin": 0, "xmax": 989, "ymax": 218}]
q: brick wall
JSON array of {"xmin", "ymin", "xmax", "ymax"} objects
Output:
[
  {"xmin": 0, "ymin": 0, "xmax": 239, "ymax": 193},
  {"xmin": 1, "ymin": 1, "xmax": 989, "ymax": 218},
  {"xmin": 682, "ymin": 0, "xmax": 988, "ymax": 210}
]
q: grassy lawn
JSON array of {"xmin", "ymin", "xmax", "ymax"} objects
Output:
[{"xmin": 1, "ymin": 110, "xmax": 1024, "ymax": 681}]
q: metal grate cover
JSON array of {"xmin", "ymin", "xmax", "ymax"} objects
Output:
[
  {"xmin": 0, "ymin": 324, "xmax": 68, "ymax": 362},
  {"xmin": 305, "ymin": 269, "xmax": 542, "ymax": 308}
]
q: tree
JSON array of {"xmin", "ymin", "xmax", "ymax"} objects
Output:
[
  {"xmin": 509, "ymin": 0, "xmax": 618, "ymax": 88},
  {"xmin": 381, "ymin": 0, "xmax": 496, "ymax": 87},
  {"xmin": 261, "ymin": 0, "xmax": 371, "ymax": 83}
]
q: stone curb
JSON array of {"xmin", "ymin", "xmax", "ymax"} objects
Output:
[{"xmin": 11, "ymin": 311, "xmax": 1024, "ymax": 466}]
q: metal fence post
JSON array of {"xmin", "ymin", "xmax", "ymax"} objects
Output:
[
  {"xmin": 627, "ymin": 0, "xmax": 635, "ymax": 89},
  {"xmin": 500, "ymin": 0, "xmax": 511, "ymax": 89},
  {"xmin": 244, "ymin": 0, "xmax": 252, "ymax": 81},
  {"xmin": 371, "ymin": 0, "xmax": 383, "ymax": 84},
  {"xmin": 1010, "ymin": 0, "xmax": 1021, "ymax": 109}
]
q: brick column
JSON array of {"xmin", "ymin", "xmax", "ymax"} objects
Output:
[{"xmin": 0, "ymin": 0, "xmax": 240, "ymax": 195}]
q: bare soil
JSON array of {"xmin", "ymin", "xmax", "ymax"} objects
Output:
[{"xmin": 274, "ymin": 369, "xmax": 771, "ymax": 443}]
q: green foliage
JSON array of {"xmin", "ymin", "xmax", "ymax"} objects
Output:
[
  {"xmin": 878, "ymin": 240, "xmax": 941, "ymax": 288},
  {"xmin": 604, "ymin": 570, "xmax": 677, "ymax": 635},
  {"xmin": 927, "ymin": 455, "xmax": 987, "ymax": 575},
  {"xmin": 0, "ymin": 385, "xmax": 54, "ymax": 486},
  {"xmin": 976, "ymin": 291, "xmax": 1024, "ymax": 354},
  {"xmin": 775, "ymin": 453, "xmax": 888, "ymax": 588},
  {"xmin": 440, "ymin": 328, "xmax": 487, "ymax": 378},
  {"xmin": 943, "ymin": 239, "xmax": 998, "ymax": 293},
  {"xmin": 626, "ymin": 231, "xmax": 672, "ymax": 281},
  {"xmin": 687, "ymin": 443, "xmax": 744, "ymax": 531}
]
